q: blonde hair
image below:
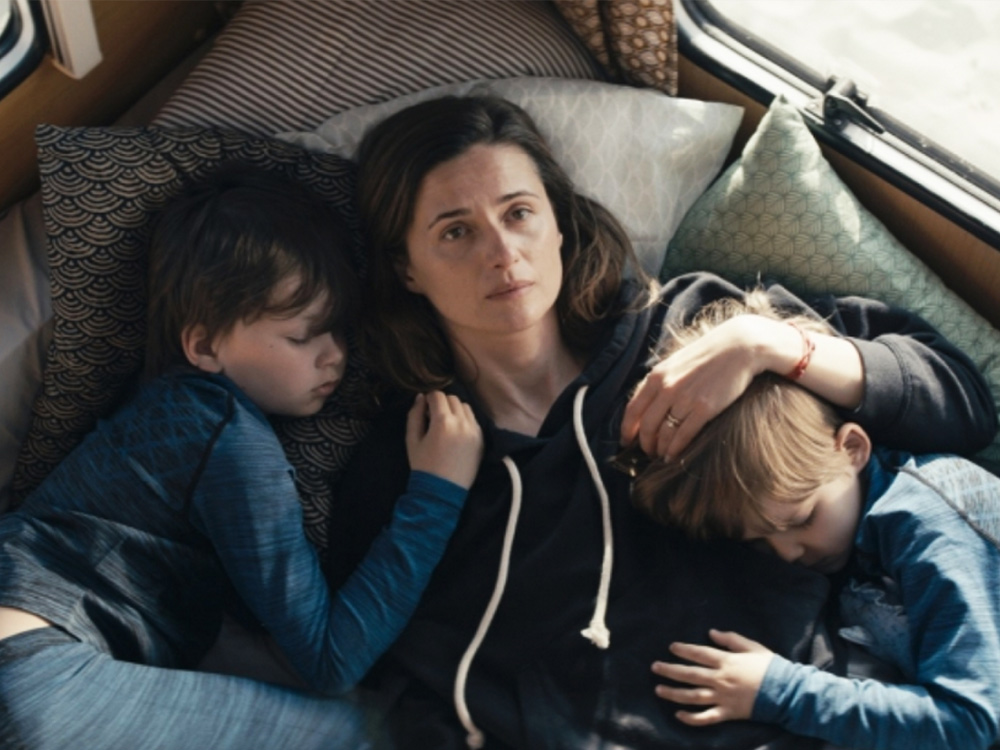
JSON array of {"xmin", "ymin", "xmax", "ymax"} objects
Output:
[{"xmin": 627, "ymin": 291, "xmax": 849, "ymax": 540}]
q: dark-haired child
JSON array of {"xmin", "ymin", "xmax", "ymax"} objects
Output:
[{"xmin": 0, "ymin": 163, "xmax": 483, "ymax": 749}]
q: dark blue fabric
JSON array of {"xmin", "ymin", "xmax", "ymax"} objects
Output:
[
  {"xmin": 0, "ymin": 627, "xmax": 373, "ymax": 750},
  {"xmin": 0, "ymin": 370, "xmax": 466, "ymax": 745},
  {"xmin": 755, "ymin": 450, "xmax": 1000, "ymax": 749}
]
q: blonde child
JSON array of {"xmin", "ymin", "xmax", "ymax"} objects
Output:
[{"xmin": 628, "ymin": 292, "xmax": 1000, "ymax": 750}]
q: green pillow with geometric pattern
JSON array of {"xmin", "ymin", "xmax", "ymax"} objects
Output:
[{"xmin": 662, "ymin": 95, "xmax": 1000, "ymax": 471}]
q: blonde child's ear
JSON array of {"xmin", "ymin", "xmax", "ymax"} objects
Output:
[
  {"xmin": 836, "ymin": 423, "xmax": 872, "ymax": 473},
  {"xmin": 181, "ymin": 324, "xmax": 223, "ymax": 373}
]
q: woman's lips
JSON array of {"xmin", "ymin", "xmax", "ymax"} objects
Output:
[{"xmin": 487, "ymin": 281, "xmax": 533, "ymax": 299}]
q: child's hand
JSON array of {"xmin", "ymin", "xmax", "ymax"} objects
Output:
[
  {"xmin": 651, "ymin": 629, "xmax": 773, "ymax": 726},
  {"xmin": 406, "ymin": 391, "xmax": 483, "ymax": 489}
]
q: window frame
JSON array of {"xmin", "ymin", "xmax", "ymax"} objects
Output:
[
  {"xmin": 0, "ymin": 0, "xmax": 45, "ymax": 100},
  {"xmin": 677, "ymin": 0, "xmax": 1000, "ymax": 252}
]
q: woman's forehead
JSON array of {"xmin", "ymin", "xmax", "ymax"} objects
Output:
[{"xmin": 415, "ymin": 144, "xmax": 543, "ymax": 210}]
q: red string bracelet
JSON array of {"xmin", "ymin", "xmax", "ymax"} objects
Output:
[{"xmin": 786, "ymin": 322, "xmax": 815, "ymax": 380}]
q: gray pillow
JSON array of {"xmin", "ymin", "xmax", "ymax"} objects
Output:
[{"xmin": 280, "ymin": 77, "xmax": 744, "ymax": 276}]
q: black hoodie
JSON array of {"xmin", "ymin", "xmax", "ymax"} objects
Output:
[{"xmin": 328, "ymin": 272, "xmax": 997, "ymax": 750}]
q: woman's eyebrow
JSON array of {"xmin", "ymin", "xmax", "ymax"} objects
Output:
[
  {"xmin": 426, "ymin": 207, "xmax": 469, "ymax": 230},
  {"xmin": 425, "ymin": 190, "xmax": 541, "ymax": 230},
  {"xmin": 499, "ymin": 189, "xmax": 539, "ymax": 203}
]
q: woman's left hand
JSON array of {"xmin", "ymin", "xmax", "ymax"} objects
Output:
[
  {"xmin": 651, "ymin": 629, "xmax": 773, "ymax": 726},
  {"xmin": 620, "ymin": 316, "xmax": 764, "ymax": 460}
]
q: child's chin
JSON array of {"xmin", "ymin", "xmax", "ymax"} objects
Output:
[
  {"xmin": 273, "ymin": 402, "xmax": 324, "ymax": 418},
  {"xmin": 812, "ymin": 555, "xmax": 849, "ymax": 574}
]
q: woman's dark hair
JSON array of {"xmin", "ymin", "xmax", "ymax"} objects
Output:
[
  {"xmin": 355, "ymin": 94, "xmax": 653, "ymax": 392},
  {"xmin": 144, "ymin": 162, "xmax": 357, "ymax": 378}
]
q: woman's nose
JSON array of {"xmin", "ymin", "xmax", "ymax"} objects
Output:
[{"xmin": 486, "ymin": 226, "xmax": 519, "ymax": 268}]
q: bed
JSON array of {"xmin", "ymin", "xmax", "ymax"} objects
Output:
[{"xmin": 0, "ymin": 0, "xmax": 998, "ymax": 746}]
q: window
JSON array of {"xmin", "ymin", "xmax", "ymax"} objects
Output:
[
  {"xmin": 0, "ymin": 0, "xmax": 45, "ymax": 98},
  {"xmin": 678, "ymin": 0, "xmax": 1000, "ymax": 246}
]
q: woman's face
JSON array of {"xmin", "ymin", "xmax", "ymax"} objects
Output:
[{"xmin": 403, "ymin": 143, "xmax": 564, "ymax": 345}]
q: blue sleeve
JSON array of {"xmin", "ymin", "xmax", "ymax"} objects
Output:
[
  {"xmin": 753, "ymin": 465, "xmax": 1000, "ymax": 750},
  {"xmin": 756, "ymin": 654, "xmax": 996, "ymax": 750},
  {"xmin": 188, "ymin": 398, "xmax": 467, "ymax": 695}
]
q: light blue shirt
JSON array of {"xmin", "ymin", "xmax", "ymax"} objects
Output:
[
  {"xmin": 754, "ymin": 449, "xmax": 1000, "ymax": 749},
  {"xmin": 0, "ymin": 370, "xmax": 467, "ymax": 695}
]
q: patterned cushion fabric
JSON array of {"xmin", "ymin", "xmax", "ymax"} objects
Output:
[
  {"xmin": 553, "ymin": 0, "xmax": 678, "ymax": 96},
  {"xmin": 152, "ymin": 0, "xmax": 605, "ymax": 135},
  {"xmin": 662, "ymin": 96, "xmax": 1000, "ymax": 471},
  {"xmin": 11, "ymin": 125, "xmax": 370, "ymax": 552}
]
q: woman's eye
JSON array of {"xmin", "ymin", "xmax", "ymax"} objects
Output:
[
  {"xmin": 509, "ymin": 206, "xmax": 532, "ymax": 221},
  {"xmin": 286, "ymin": 335, "xmax": 309, "ymax": 345},
  {"xmin": 442, "ymin": 224, "xmax": 467, "ymax": 241}
]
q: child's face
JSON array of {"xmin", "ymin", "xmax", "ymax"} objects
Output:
[
  {"xmin": 209, "ymin": 278, "xmax": 347, "ymax": 417},
  {"xmin": 744, "ymin": 424, "xmax": 870, "ymax": 574},
  {"xmin": 749, "ymin": 470, "xmax": 862, "ymax": 573}
]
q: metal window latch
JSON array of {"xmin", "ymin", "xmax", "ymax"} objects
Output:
[{"xmin": 819, "ymin": 76, "xmax": 885, "ymax": 134}]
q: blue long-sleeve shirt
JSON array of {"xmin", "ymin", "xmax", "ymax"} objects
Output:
[
  {"xmin": 754, "ymin": 449, "xmax": 1000, "ymax": 750},
  {"xmin": 0, "ymin": 370, "xmax": 467, "ymax": 695}
]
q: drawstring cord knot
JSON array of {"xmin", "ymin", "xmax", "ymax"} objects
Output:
[{"xmin": 573, "ymin": 385, "xmax": 614, "ymax": 650}]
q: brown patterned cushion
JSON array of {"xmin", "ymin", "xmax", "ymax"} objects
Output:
[
  {"xmin": 12, "ymin": 125, "xmax": 371, "ymax": 552},
  {"xmin": 553, "ymin": 0, "xmax": 678, "ymax": 96}
]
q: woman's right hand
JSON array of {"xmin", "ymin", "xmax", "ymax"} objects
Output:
[
  {"xmin": 406, "ymin": 391, "xmax": 484, "ymax": 489},
  {"xmin": 621, "ymin": 315, "xmax": 763, "ymax": 460},
  {"xmin": 621, "ymin": 313, "xmax": 863, "ymax": 460}
]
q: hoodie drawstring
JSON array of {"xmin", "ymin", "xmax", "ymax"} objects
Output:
[
  {"xmin": 454, "ymin": 455, "xmax": 522, "ymax": 750},
  {"xmin": 453, "ymin": 385, "xmax": 614, "ymax": 748},
  {"xmin": 573, "ymin": 385, "xmax": 614, "ymax": 650}
]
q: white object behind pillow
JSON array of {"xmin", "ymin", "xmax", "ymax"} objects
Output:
[
  {"xmin": 0, "ymin": 194, "xmax": 52, "ymax": 511},
  {"xmin": 279, "ymin": 78, "xmax": 743, "ymax": 276}
]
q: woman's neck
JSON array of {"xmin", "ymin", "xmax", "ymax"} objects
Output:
[{"xmin": 452, "ymin": 319, "xmax": 584, "ymax": 437}]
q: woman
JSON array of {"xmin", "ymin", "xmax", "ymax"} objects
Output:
[{"xmin": 328, "ymin": 95, "xmax": 997, "ymax": 750}]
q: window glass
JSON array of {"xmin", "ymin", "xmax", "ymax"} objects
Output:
[{"xmin": 706, "ymin": 0, "xmax": 1000, "ymax": 184}]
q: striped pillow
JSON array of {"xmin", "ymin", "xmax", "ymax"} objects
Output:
[{"xmin": 153, "ymin": 0, "xmax": 604, "ymax": 135}]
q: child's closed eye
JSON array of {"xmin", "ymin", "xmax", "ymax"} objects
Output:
[{"xmin": 788, "ymin": 509, "xmax": 816, "ymax": 530}]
